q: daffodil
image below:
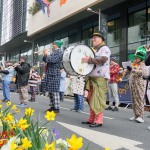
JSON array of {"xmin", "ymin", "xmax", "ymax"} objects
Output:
[
  {"xmin": 11, "ymin": 105, "xmax": 17, "ymax": 111},
  {"xmin": 3, "ymin": 113, "xmax": 14, "ymax": 122},
  {"xmin": 6, "ymin": 101, "xmax": 11, "ymax": 106},
  {"xmin": 17, "ymin": 118, "xmax": 30, "ymax": 130},
  {"xmin": 45, "ymin": 111, "xmax": 56, "ymax": 121},
  {"xmin": 21, "ymin": 137, "xmax": 32, "ymax": 149},
  {"xmin": 105, "ymin": 148, "xmax": 110, "ymax": 150},
  {"xmin": 15, "ymin": 109, "xmax": 20, "ymax": 114},
  {"xmin": 66, "ymin": 134, "xmax": 83, "ymax": 150},
  {"xmin": 11, "ymin": 141, "xmax": 17, "ymax": 150},
  {"xmin": 43, "ymin": 142, "xmax": 55, "ymax": 150},
  {"xmin": 0, "ymin": 104, "xmax": 2, "ymax": 109},
  {"xmin": 25, "ymin": 107, "xmax": 34, "ymax": 116}
]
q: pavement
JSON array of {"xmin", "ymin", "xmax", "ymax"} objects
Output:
[{"xmin": 0, "ymin": 92, "xmax": 150, "ymax": 150}]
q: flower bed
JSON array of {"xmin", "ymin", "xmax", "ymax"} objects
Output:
[{"xmin": 0, "ymin": 101, "xmax": 109, "ymax": 150}]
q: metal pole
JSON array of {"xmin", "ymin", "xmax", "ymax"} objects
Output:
[
  {"xmin": 98, "ymin": 9, "xmax": 101, "ymax": 31},
  {"xmin": 31, "ymin": 40, "xmax": 34, "ymax": 66}
]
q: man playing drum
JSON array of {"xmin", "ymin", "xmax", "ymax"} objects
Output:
[{"xmin": 82, "ymin": 31, "xmax": 111, "ymax": 128}]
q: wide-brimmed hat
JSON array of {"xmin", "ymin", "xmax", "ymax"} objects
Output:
[{"xmin": 92, "ymin": 31, "xmax": 105, "ymax": 41}]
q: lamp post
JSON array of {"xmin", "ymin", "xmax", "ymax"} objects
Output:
[
  {"xmin": 24, "ymin": 40, "xmax": 34, "ymax": 66},
  {"xmin": 87, "ymin": 8, "xmax": 101, "ymax": 31}
]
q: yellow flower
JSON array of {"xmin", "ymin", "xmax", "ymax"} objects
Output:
[
  {"xmin": 11, "ymin": 141, "xmax": 17, "ymax": 150},
  {"xmin": 66, "ymin": 134, "xmax": 83, "ymax": 150},
  {"xmin": 6, "ymin": 101, "xmax": 11, "ymax": 106},
  {"xmin": 25, "ymin": 107, "xmax": 34, "ymax": 116},
  {"xmin": 43, "ymin": 142, "xmax": 55, "ymax": 150},
  {"xmin": 11, "ymin": 105, "xmax": 17, "ymax": 111},
  {"xmin": 3, "ymin": 113, "xmax": 14, "ymax": 122},
  {"xmin": 0, "ymin": 105, "xmax": 2, "ymax": 109},
  {"xmin": 105, "ymin": 148, "xmax": 110, "ymax": 150},
  {"xmin": 15, "ymin": 109, "xmax": 20, "ymax": 114},
  {"xmin": 21, "ymin": 137, "xmax": 32, "ymax": 149},
  {"xmin": 45, "ymin": 111, "xmax": 56, "ymax": 121},
  {"xmin": 17, "ymin": 118, "xmax": 30, "ymax": 130}
]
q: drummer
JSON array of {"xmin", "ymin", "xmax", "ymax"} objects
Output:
[
  {"xmin": 82, "ymin": 31, "xmax": 111, "ymax": 128},
  {"xmin": 43, "ymin": 40, "xmax": 63, "ymax": 114}
]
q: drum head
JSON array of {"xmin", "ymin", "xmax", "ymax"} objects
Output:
[{"xmin": 70, "ymin": 45, "xmax": 95, "ymax": 76}]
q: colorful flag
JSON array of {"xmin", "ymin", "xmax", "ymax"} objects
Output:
[
  {"xmin": 60, "ymin": 0, "xmax": 68, "ymax": 6},
  {"xmin": 36, "ymin": 0, "xmax": 45, "ymax": 13},
  {"xmin": 42, "ymin": 0, "xmax": 50, "ymax": 16}
]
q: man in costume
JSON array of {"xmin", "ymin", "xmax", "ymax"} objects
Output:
[
  {"xmin": 82, "ymin": 31, "xmax": 111, "ymax": 127},
  {"xmin": 43, "ymin": 40, "xmax": 63, "ymax": 113},
  {"xmin": 127, "ymin": 46, "xmax": 147, "ymax": 123}
]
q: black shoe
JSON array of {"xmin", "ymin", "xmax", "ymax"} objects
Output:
[
  {"xmin": 105, "ymin": 106, "xmax": 112, "ymax": 110},
  {"xmin": 89, "ymin": 123, "xmax": 102, "ymax": 127},
  {"xmin": 82, "ymin": 121, "xmax": 92, "ymax": 124},
  {"xmin": 45, "ymin": 108, "xmax": 54, "ymax": 113},
  {"xmin": 29, "ymin": 99, "xmax": 35, "ymax": 102},
  {"xmin": 112, "ymin": 106, "xmax": 119, "ymax": 111},
  {"xmin": 53, "ymin": 109, "xmax": 60, "ymax": 114}
]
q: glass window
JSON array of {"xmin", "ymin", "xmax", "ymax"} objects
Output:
[
  {"xmin": 128, "ymin": 9, "xmax": 146, "ymax": 43},
  {"xmin": 107, "ymin": 19, "xmax": 120, "ymax": 47},
  {"xmin": 69, "ymin": 29, "xmax": 77, "ymax": 44},
  {"xmin": 82, "ymin": 28, "xmax": 93, "ymax": 46},
  {"xmin": 61, "ymin": 37, "xmax": 68, "ymax": 51}
]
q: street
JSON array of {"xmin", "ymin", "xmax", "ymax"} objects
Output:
[{"xmin": 1, "ymin": 92, "xmax": 150, "ymax": 150}]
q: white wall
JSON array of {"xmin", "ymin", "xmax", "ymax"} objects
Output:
[{"xmin": 27, "ymin": 0, "xmax": 103, "ymax": 36}]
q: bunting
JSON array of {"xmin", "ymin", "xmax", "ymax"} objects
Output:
[
  {"xmin": 42, "ymin": 0, "xmax": 50, "ymax": 17},
  {"xmin": 36, "ymin": 0, "xmax": 45, "ymax": 13},
  {"xmin": 60, "ymin": 0, "xmax": 68, "ymax": 6},
  {"xmin": 36, "ymin": 0, "xmax": 51, "ymax": 16}
]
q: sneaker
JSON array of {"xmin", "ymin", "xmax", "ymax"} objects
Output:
[
  {"xmin": 148, "ymin": 126, "xmax": 150, "ymax": 130},
  {"xmin": 112, "ymin": 106, "xmax": 119, "ymax": 111},
  {"xmin": 77, "ymin": 109, "xmax": 83, "ymax": 113},
  {"xmin": 105, "ymin": 106, "xmax": 113, "ymax": 110},
  {"xmin": 129, "ymin": 116, "xmax": 136, "ymax": 121},
  {"xmin": 136, "ymin": 117, "xmax": 144, "ymax": 123},
  {"xmin": 70, "ymin": 108, "xmax": 77, "ymax": 112},
  {"xmin": 19, "ymin": 103, "xmax": 27, "ymax": 108}
]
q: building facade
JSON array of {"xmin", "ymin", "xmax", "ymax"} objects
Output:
[{"xmin": 0, "ymin": 0, "xmax": 150, "ymax": 73}]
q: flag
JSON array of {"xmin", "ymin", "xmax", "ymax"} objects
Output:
[
  {"xmin": 60, "ymin": 0, "xmax": 68, "ymax": 6},
  {"xmin": 42, "ymin": 0, "xmax": 50, "ymax": 17},
  {"xmin": 36, "ymin": 0, "xmax": 45, "ymax": 13}
]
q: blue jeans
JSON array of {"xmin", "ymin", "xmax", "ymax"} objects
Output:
[
  {"xmin": 74, "ymin": 94, "xmax": 84, "ymax": 110},
  {"xmin": 2, "ymin": 80, "xmax": 11, "ymax": 101}
]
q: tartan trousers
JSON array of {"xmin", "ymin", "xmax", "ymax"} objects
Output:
[{"xmin": 49, "ymin": 92, "xmax": 60, "ymax": 110}]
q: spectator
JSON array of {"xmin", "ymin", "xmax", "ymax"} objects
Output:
[
  {"xmin": 14, "ymin": 56, "xmax": 31, "ymax": 108},
  {"xmin": 70, "ymin": 76, "xmax": 85, "ymax": 112},
  {"xmin": 0, "ymin": 61, "xmax": 14, "ymax": 102},
  {"xmin": 106, "ymin": 57, "xmax": 120, "ymax": 111},
  {"xmin": 28, "ymin": 66, "xmax": 39, "ymax": 102}
]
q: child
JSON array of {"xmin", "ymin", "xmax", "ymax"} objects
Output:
[
  {"xmin": 70, "ymin": 76, "xmax": 85, "ymax": 112},
  {"xmin": 28, "ymin": 66, "xmax": 38, "ymax": 102}
]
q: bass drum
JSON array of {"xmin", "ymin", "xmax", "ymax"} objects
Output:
[{"xmin": 63, "ymin": 45, "xmax": 95, "ymax": 76}]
